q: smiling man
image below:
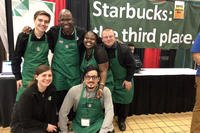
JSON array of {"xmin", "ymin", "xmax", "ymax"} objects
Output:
[
  {"xmin": 47, "ymin": 9, "xmax": 86, "ymax": 111},
  {"xmin": 59, "ymin": 65, "xmax": 114, "ymax": 133},
  {"xmin": 102, "ymin": 28, "xmax": 135, "ymax": 131},
  {"xmin": 11, "ymin": 10, "xmax": 51, "ymax": 101}
]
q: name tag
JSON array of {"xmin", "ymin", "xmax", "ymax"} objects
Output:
[{"xmin": 81, "ymin": 118, "xmax": 90, "ymax": 127}]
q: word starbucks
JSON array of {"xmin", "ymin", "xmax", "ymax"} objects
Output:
[{"xmin": 92, "ymin": 1, "xmax": 173, "ymax": 21}]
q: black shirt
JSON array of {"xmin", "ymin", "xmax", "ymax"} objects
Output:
[
  {"xmin": 12, "ymin": 83, "xmax": 57, "ymax": 131},
  {"xmin": 11, "ymin": 30, "xmax": 47, "ymax": 80},
  {"xmin": 104, "ymin": 41, "xmax": 135, "ymax": 81},
  {"xmin": 80, "ymin": 44, "xmax": 109, "ymax": 64},
  {"xmin": 12, "ymin": 26, "xmax": 86, "ymax": 80},
  {"xmin": 47, "ymin": 26, "xmax": 86, "ymax": 53}
]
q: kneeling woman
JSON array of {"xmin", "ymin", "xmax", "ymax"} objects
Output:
[{"xmin": 11, "ymin": 65, "xmax": 58, "ymax": 133}]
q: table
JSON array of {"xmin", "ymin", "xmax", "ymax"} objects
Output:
[
  {"xmin": 130, "ymin": 68, "xmax": 196, "ymax": 115},
  {"xmin": 0, "ymin": 68, "xmax": 196, "ymax": 127},
  {"xmin": 0, "ymin": 75, "xmax": 16, "ymax": 127}
]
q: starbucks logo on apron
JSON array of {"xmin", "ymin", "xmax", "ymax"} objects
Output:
[
  {"xmin": 65, "ymin": 45, "xmax": 69, "ymax": 49},
  {"xmin": 36, "ymin": 46, "xmax": 40, "ymax": 51},
  {"xmin": 59, "ymin": 40, "xmax": 63, "ymax": 43}
]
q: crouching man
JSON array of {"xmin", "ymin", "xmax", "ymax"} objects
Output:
[{"xmin": 59, "ymin": 65, "xmax": 114, "ymax": 133}]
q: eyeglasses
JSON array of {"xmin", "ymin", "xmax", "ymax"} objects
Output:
[{"xmin": 84, "ymin": 75, "xmax": 99, "ymax": 80}]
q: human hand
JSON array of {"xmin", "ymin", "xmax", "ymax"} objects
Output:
[
  {"xmin": 122, "ymin": 80, "xmax": 132, "ymax": 91},
  {"xmin": 46, "ymin": 124, "xmax": 57, "ymax": 132},
  {"xmin": 16, "ymin": 80, "xmax": 22, "ymax": 91},
  {"xmin": 96, "ymin": 88, "xmax": 103, "ymax": 98},
  {"xmin": 22, "ymin": 26, "xmax": 32, "ymax": 34}
]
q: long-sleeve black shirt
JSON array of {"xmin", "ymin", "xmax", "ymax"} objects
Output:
[
  {"xmin": 12, "ymin": 26, "xmax": 85, "ymax": 80},
  {"xmin": 104, "ymin": 41, "xmax": 135, "ymax": 81},
  {"xmin": 11, "ymin": 30, "xmax": 47, "ymax": 80},
  {"xmin": 47, "ymin": 26, "xmax": 86, "ymax": 53}
]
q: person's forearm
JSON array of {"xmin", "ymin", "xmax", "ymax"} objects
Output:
[
  {"xmin": 193, "ymin": 53, "xmax": 200, "ymax": 65},
  {"xmin": 100, "ymin": 89, "xmax": 114, "ymax": 132}
]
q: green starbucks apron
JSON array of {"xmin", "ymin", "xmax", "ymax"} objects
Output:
[
  {"xmin": 16, "ymin": 33, "xmax": 49, "ymax": 101},
  {"xmin": 72, "ymin": 84, "xmax": 104, "ymax": 133},
  {"xmin": 51, "ymin": 28, "xmax": 80, "ymax": 91},
  {"xmin": 80, "ymin": 49, "xmax": 97, "ymax": 74},
  {"xmin": 110, "ymin": 47, "xmax": 134, "ymax": 104},
  {"xmin": 80, "ymin": 49, "xmax": 114, "ymax": 92}
]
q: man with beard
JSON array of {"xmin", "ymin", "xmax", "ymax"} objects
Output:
[{"xmin": 59, "ymin": 65, "xmax": 114, "ymax": 133}]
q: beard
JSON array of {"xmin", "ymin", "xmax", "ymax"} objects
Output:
[{"xmin": 86, "ymin": 82, "xmax": 97, "ymax": 91}]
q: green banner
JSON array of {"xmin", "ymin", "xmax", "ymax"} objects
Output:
[{"xmin": 89, "ymin": 0, "xmax": 200, "ymax": 49}]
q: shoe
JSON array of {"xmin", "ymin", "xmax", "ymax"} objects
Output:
[{"xmin": 118, "ymin": 121, "xmax": 126, "ymax": 131}]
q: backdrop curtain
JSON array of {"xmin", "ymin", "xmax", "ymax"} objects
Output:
[
  {"xmin": 67, "ymin": 0, "xmax": 89, "ymax": 30},
  {"xmin": 43, "ymin": 0, "xmax": 66, "ymax": 25},
  {"xmin": 5, "ymin": 0, "xmax": 14, "ymax": 60},
  {"xmin": 143, "ymin": 48, "xmax": 161, "ymax": 68},
  {"xmin": 174, "ymin": 48, "xmax": 193, "ymax": 68}
]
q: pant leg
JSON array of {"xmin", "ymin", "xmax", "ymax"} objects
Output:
[
  {"xmin": 23, "ymin": 128, "xmax": 46, "ymax": 133},
  {"xmin": 191, "ymin": 76, "xmax": 200, "ymax": 133},
  {"xmin": 114, "ymin": 103, "xmax": 130, "ymax": 122},
  {"xmin": 10, "ymin": 103, "xmax": 20, "ymax": 133},
  {"xmin": 56, "ymin": 90, "xmax": 68, "ymax": 112},
  {"xmin": 56, "ymin": 90, "xmax": 75, "ymax": 121}
]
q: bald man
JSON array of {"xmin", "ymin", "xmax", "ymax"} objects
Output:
[{"xmin": 47, "ymin": 9, "xmax": 86, "ymax": 111}]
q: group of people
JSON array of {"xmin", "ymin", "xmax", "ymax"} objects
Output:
[{"xmin": 10, "ymin": 9, "xmax": 136, "ymax": 133}]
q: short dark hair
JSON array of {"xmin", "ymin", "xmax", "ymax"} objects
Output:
[
  {"xmin": 34, "ymin": 10, "xmax": 51, "ymax": 22},
  {"xmin": 83, "ymin": 65, "xmax": 100, "ymax": 78},
  {"xmin": 127, "ymin": 42, "xmax": 135, "ymax": 47}
]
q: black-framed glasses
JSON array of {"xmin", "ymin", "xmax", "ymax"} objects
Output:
[{"xmin": 84, "ymin": 75, "xmax": 98, "ymax": 80}]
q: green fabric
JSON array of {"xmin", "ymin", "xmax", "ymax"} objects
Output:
[
  {"xmin": 110, "ymin": 47, "xmax": 134, "ymax": 104},
  {"xmin": 80, "ymin": 49, "xmax": 97, "ymax": 73},
  {"xmin": 16, "ymin": 33, "xmax": 49, "ymax": 101},
  {"xmin": 72, "ymin": 84, "xmax": 104, "ymax": 133},
  {"xmin": 174, "ymin": 48, "xmax": 193, "ymax": 68},
  {"xmin": 80, "ymin": 49, "xmax": 114, "ymax": 92},
  {"xmin": 51, "ymin": 28, "xmax": 80, "ymax": 91},
  {"xmin": 89, "ymin": 0, "xmax": 200, "ymax": 49},
  {"xmin": 105, "ymin": 69, "xmax": 114, "ymax": 93}
]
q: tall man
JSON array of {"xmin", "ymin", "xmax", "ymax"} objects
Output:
[
  {"xmin": 101, "ymin": 28, "xmax": 135, "ymax": 131},
  {"xmin": 47, "ymin": 9, "xmax": 85, "ymax": 111},
  {"xmin": 12, "ymin": 10, "xmax": 51, "ymax": 101}
]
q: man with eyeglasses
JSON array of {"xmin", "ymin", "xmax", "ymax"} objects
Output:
[
  {"xmin": 102, "ymin": 28, "xmax": 135, "ymax": 131},
  {"xmin": 59, "ymin": 65, "xmax": 114, "ymax": 133}
]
